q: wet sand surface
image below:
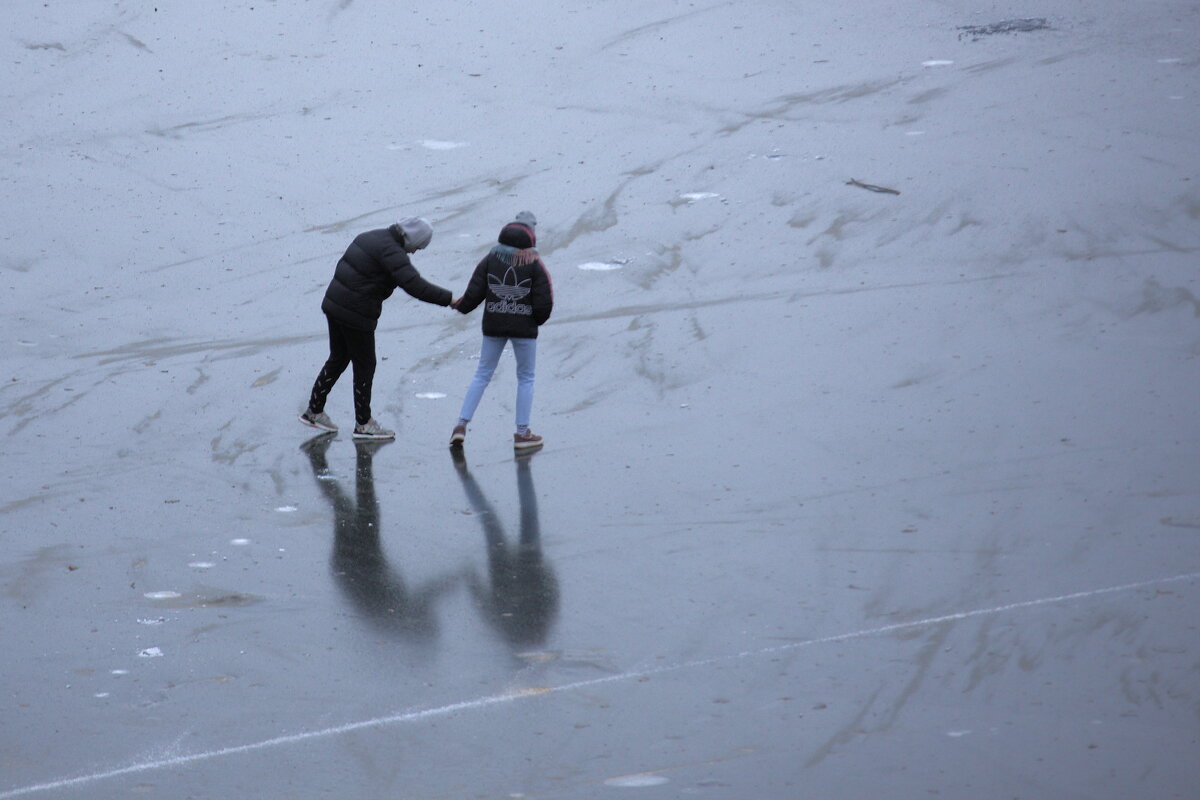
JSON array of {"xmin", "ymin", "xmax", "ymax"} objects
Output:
[{"xmin": 3, "ymin": 2, "xmax": 1199, "ymax": 797}]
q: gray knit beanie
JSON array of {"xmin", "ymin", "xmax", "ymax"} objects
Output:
[
  {"xmin": 514, "ymin": 210, "xmax": 537, "ymax": 229},
  {"xmin": 397, "ymin": 216, "xmax": 433, "ymax": 251}
]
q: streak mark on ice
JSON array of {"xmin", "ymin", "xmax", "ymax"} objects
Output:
[
  {"xmin": 6, "ymin": 571, "xmax": 1196, "ymax": 800},
  {"xmin": 415, "ymin": 392, "xmax": 446, "ymax": 399},
  {"xmin": 605, "ymin": 774, "xmax": 670, "ymax": 788},
  {"xmin": 922, "ymin": 60, "xmax": 954, "ymax": 67}
]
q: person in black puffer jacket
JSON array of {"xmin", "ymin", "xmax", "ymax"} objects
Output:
[
  {"xmin": 299, "ymin": 217, "xmax": 453, "ymax": 440},
  {"xmin": 449, "ymin": 211, "xmax": 553, "ymax": 451}
]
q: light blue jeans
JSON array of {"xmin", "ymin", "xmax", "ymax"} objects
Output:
[{"xmin": 458, "ymin": 336, "xmax": 537, "ymax": 428}]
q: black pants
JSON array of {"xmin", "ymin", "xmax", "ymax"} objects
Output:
[{"xmin": 308, "ymin": 315, "xmax": 377, "ymax": 426}]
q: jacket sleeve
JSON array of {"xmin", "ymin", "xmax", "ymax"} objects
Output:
[
  {"xmin": 530, "ymin": 260, "xmax": 553, "ymax": 325},
  {"xmin": 380, "ymin": 241, "xmax": 452, "ymax": 306},
  {"xmin": 455, "ymin": 257, "xmax": 490, "ymax": 315}
]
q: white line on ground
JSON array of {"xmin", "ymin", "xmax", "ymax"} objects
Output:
[{"xmin": 3, "ymin": 570, "xmax": 1196, "ymax": 799}]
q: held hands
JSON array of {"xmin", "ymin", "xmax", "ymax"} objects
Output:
[{"xmin": 450, "ymin": 296, "xmax": 462, "ymax": 310}]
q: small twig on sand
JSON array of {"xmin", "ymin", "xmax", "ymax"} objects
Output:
[{"xmin": 846, "ymin": 178, "xmax": 901, "ymax": 195}]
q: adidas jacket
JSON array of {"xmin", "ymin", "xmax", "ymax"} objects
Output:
[{"xmin": 457, "ymin": 252, "xmax": 553, "ymax": 339}]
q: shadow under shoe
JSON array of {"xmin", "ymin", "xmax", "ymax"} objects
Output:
[{"xmin": 299, "ymin": 430, "xmax": 337, "ymax": 458}]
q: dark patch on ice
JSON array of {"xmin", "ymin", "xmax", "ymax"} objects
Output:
[
  {"xmin": 846, "ymin": 179, "xmax": 901, "ymax": 196},
  {"xmin": 120, "ymin": 31, "xmax": 151, "ymax": 52},
  {"xmin": 718, "ymin": 78, "xmax": 907, "ymax": 137},
  {"xmin": 909, "ymin": 87, "xmax": 948, "ymax": 105},
  {"xmin": 26, "ymin": 42, "xmax": 66, "ymax": 52},
  {"xmin": 964, "ymin": 57, "xmax": 1018, "ymax": 75},
  {"xmin": 958, "ymin": 18, "xmax": 1051, "ymax": 41},
  {"xmin": 147, "ymin": 112, "xmax": 274, "ymax": 139},
  {"xmin": 601, "ymin": 4, "xmax": 728, "ymax": 51},
  {"xmin": 1131, "ymin": 277, "xmax": 1200, "ymax": 319},
  {"xmin": 544, "ymin": 185, "xmax": 621, "ymax": 254}
]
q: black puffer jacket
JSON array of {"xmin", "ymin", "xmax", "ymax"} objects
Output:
[
  {"xmin": 456, "ymin": 224, "xmax": 553, "ymax": 339},
  {"xmin": 321, "ymin": 224, "xmax": 452, "ymax": 331}
]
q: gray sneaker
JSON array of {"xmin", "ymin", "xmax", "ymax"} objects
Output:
[
  {"xmin": 299, "ymin": 410, "xmax": 338, "ymax": 433},
  {"xmin": 353, "ymin": 418, "xmax": 395, "ymax": 440}
]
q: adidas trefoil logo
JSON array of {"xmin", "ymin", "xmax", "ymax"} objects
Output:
[{"xmin": 488, "ymin": 266, "xmax": 532, "ymax": 301}]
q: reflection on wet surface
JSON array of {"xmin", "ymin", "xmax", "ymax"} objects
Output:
[
  {"xmin": 300, "ymin": 433, "xmax": 559, "ymax": 654},
  {"xmin": 302, "ymin": 435, "xmax": 457, "ymax": 642},
  {"xmin": 451, "ymin": 448, "xmax": 559, "ymax": 653}
]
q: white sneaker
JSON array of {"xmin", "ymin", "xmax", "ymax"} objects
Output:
[{"xmin": 353, "ymin": 418, "xmax": 395, "ymax": 440}]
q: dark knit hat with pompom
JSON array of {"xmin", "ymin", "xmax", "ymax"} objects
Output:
[{"xmin": 498, "ymin": 221, "xmax": 535, "ymax": 249}]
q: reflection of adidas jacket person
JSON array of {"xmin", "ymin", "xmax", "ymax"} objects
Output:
[{"xmin": 456, "ymin": 223, "xmax": 553, "ymax": 339}]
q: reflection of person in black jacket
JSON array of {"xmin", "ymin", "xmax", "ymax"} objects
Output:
[
  {"xmin": 449, "ymin": 212, "xmax": 554, "ymax": 451},
  {"xmin": 451, "ymin": 449, "xmax": 559, "ymax": 651},
  {"xmin": 300, "ymin": 217, "xmax": 454, "ymax": 441},
  {"xmin": 301, "ymin": 434, "xmax": 455, "ymax": 644}
]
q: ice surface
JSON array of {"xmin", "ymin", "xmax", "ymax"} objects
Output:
[{"xmin": 3, "ymin": 0, "xmax": 1199, "ymax": 798}]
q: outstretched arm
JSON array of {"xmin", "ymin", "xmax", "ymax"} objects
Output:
[
  {"xmin": 454, "ymin": 257, "xmax": 490, "ymax": 314},
  {"xmin": 381, "ymin": 241, "xmax": 452, "ymax": 306}
]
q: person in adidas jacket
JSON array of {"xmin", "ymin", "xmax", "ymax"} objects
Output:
[{"xmin": 450, "ymin": 211, "xmax": 553, "ymax": 450}]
